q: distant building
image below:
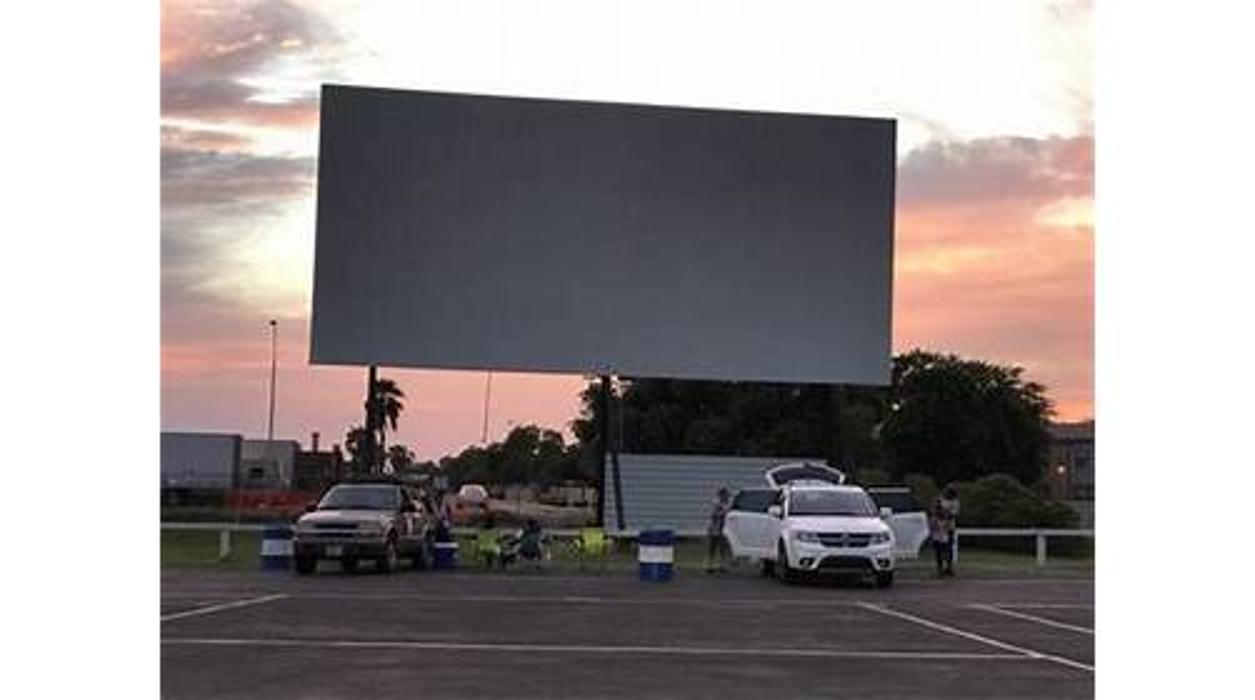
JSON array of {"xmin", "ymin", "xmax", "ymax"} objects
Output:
[
  {"xmin": 161, "ymin": 431, "xmax": 241, "ymax": 490},
  {"xmin": 1047, "ymin": 421, "xmax": 1094, "ymax": 501},
  {"xmin": 292, "ymin": 433, "xmax": 344, "ymax": 493},
  {"xmin": 241, "ymin": 439, "xmax": 301, "ymax": 489}
]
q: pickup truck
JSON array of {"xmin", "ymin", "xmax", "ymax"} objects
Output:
[{"xmin": 292, "ymin": 481, "xmax": 434, "ymax": 574}]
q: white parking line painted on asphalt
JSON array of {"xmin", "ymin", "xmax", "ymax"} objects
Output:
[
  {"xmin": 274, "ymin": 593, "xmax": 871, "ymax": 607},
  {"xmin": 969, "ymin": 604, "xmax": 1094, "ymax": 635},
  {"xmin": 992, "ymin": 603, "xmax": 1094, "ymax": 610},
  {"xmin": 161, "ymin": 637, "xmax": 1033, "ymax": 661},
  {"xmin": 856, "ymin": 603, "xmax": 1094, "ymax": 673},
  {"xmin": 161, "ymin": 594, "xmax": 289, "ymax": 622}
]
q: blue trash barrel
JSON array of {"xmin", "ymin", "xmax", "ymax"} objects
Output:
[
  {"xmin": 432, "ymin": 541, "xmax": 459, "ymax": 570},
  {"xmin": 260, "ymin": 524, "xmax": 293, "ymax": 571},
  {"xmin": 638, "ymin": 529, "xmax": 674, "ymax": 582}
]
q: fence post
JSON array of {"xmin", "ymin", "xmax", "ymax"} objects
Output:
[
  {"xmin": 219, "ymin": 529, "xmax": 232, "ymax": 560},
  {"xmin": 1035, "ymin": 532, "xmax": 1046, "ymax": 566}
]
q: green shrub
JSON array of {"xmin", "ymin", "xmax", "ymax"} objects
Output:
[
  {"xmin": 902, "ymin": 473, "xmax": 939, "ymax": 510},
  {"xmin": 950, "ymin": 473, "xmax": 1079, "ymax": 529}
]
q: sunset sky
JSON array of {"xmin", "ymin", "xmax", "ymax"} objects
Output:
[{"xmin": 161, "ymin": 0, "xmax": 1093, "ymax": 460}]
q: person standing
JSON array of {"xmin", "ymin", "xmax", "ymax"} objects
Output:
[
  {"xmin": 928, "ymin": 499, "xmax": 954, "ymax": 577},
  {"xmin": 705, "ymin": 487, "xmax": 732, "ymax": 574},
  {"xmin": 939, "ymin": 486, "xmax": 961, "ymax": 574}
]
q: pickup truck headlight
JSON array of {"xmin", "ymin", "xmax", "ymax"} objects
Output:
[
  {"xmin": 869, "ymin": 531, "xmax": 892, "ymax": 545},
  {"xmin": 794, "ymin": 531, "xmax": 821, "ymax": 543},
  {"xmin": 358, "ymin": 522, "xmax": 384, "ymax": 536}
]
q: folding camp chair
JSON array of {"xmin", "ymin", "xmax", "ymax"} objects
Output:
[
  {"xmin": 475, "ymin": 529, "xmax": 503, "ymax": 569},
  {"xmin": 576, "ymin": 527, "xmax": 609, "ymax": 571}
]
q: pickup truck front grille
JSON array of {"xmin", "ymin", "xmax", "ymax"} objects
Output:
[
  {"xmin": 301, "ymin": 530, "xmax": 376, "ymax": 541},
  {"xmin": 816, "ymin": 533, "xmax": 872, "ymax": 548},
  {"xmin": 313, "ymin": 522, "xmax": 359, "ymax": 530}
]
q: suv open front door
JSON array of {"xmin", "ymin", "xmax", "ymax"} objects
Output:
[{"xmin": 723, "ymin": 488, "xmax": 779, "ymax": 560}]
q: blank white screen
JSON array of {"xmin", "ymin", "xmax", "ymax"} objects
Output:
[{"xmin": 311, "ymin": 85, "xmax": 894, "ymax": 384}]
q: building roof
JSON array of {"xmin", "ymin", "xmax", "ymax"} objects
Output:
[{"xmin": 1048, "ymin": 421, "xmax": 1094, "ymax": 441}]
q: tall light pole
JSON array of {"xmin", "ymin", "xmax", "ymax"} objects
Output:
[
  {"xmin": 480, "ymin": 371, "xmax": 494, "ymax": 443},
  {"xmin": 267, "ymin": 319, "xmax": 278, "ymax": 448}
]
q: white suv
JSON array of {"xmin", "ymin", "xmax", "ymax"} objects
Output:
[{"xmin": 725, "ymin": 475, "xmax": 899, "ymax": 587}]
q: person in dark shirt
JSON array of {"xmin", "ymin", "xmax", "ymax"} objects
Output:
[
  {"xmin": 517, "ymin": 519, "xmax": 545, "ymax": 571},
  {"xmin": 705, "ymin": 487, "xmax": 732, "ymax": 573}
]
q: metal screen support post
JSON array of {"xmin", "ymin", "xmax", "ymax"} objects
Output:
[
  {"xmin": 218, "ymin": 530, "xmax": 232, "ymax": 560},
  {"xmin": 1035, "ymin": 533, "xmax": 1047, "ymax": 566},
  {"xmin": 365, "ymin": 364, "xmax": 379, "ymax": 474},
  {"xmin": 601, "ymin": 374, "xmax": 626, "ymax": 532}
]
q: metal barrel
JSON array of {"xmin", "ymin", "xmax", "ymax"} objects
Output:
[
  {"xmin": 259, "ymin": 524, "xmax": 293, "ymax": 571},
  {"xmin": 637, "ymin": 529, "xmax": 674, "ymax": 582}
]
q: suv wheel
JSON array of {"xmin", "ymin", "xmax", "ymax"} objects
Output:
[
  {"xmin": 378, "ymin": 535, "xmax": 399, "ymax": 574},
  {"xmin": 294, "ymin": 555, "xmax": 317, "ymax": 575},
  {"xmin": 776, "ymin": 542, "xmax": 798, "ymax": 584},
  {"xmin": 875, "ymin": 570, "xmax": 894, "ymax": 588}
]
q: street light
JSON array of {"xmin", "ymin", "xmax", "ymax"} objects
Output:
[
  {"xmin": 267, "ymin": 319, "xmax": 278, "ymax": 469},
  {"xmin": 481, "ymin": 371, "xmax": 494, "ymax": 444}
]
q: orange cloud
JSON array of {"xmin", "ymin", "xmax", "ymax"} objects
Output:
[{"xmin": 893, "ymin": 135, "xmax": 1093, "ymax": 419}]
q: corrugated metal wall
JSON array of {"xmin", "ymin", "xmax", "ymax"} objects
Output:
[
  {"xmin": 603, "ymin": 453, "xmax": 825, "ymax": 535},
  {"xmin": 161, "ymin": 432, "xmax": 242, "ymax": 488}
]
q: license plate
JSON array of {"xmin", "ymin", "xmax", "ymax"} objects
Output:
[{"xmin": 324, "ymin": 545, "xmax": 344, "ymax": 557}]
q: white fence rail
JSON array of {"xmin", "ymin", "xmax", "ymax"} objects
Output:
[
  {"xmin": 956, "ymin": 528, "xmax": 1094, "ymax": 566},
  {"xmin": 162, "ymin": 522, "xmax": 1093, "ymax": 566}
]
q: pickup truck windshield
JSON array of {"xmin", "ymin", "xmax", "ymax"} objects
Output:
[
  {"xmin": 789, "ymin": 490, "xmax": 877, "ymax": 517},
  {"xmin": 318, "ymin": 485, "xmax": 400, "ymax": 511}
]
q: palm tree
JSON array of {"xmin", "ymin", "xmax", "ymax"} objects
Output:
[
  {"xmin": 344, "ymin": 425, "xmax": 371, "ymax": 475},
  {"xmin": 369, "ymin": 377, "xmax": 406, "ymax": 470},
  {"xmin": 387, "ymin": 444, "xmax": 414, "ymax": 473}
]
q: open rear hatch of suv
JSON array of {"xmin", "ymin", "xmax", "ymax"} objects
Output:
[{"xmin": 764, "ymin": 462, "xmax": 846, "ymax": 488}]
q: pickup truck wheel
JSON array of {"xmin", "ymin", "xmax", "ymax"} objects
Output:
[
  {"xmin": 760, "ymin": 558, "xmax": 775, "ymax": 577},
  {"xmin": 776, "ymin": 542, "xmax": 797, "ymax": 584},
  {"xmin": 875, "ymin": 571, "xmax": 894, "ymax": 588},
  {"xmin": 294, "ymin": 555, "xmax": 317, "ymax": 575},
  {"xmin": 377, "ymin": 535, "xmax": 399, "ymax": 574},
  {"xmin": 341, "ymin": 556, "xmax": 359, "ymax": 574}
]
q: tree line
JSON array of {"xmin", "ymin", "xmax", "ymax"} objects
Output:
[
  {"xmin": 571, "ymin": 349, "xmax": 1055, "ymax": 488},
  {"xmin": 339, "ymin": 350, "xmax": 1070, "ymax": 519}
]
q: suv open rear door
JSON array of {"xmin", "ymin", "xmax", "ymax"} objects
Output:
[{"xmin": 867, "ymin": 487, "xmax": 929, "ymax": 559}]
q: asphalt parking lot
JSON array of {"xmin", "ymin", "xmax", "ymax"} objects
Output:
[{"xmin": 162, "ymin": 568, "xmax": 1093, "ymax": 699}]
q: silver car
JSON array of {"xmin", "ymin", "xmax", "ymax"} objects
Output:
[{"xmin": 292, "ymin": 482, "xmax": 433, "ymax": 574}]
